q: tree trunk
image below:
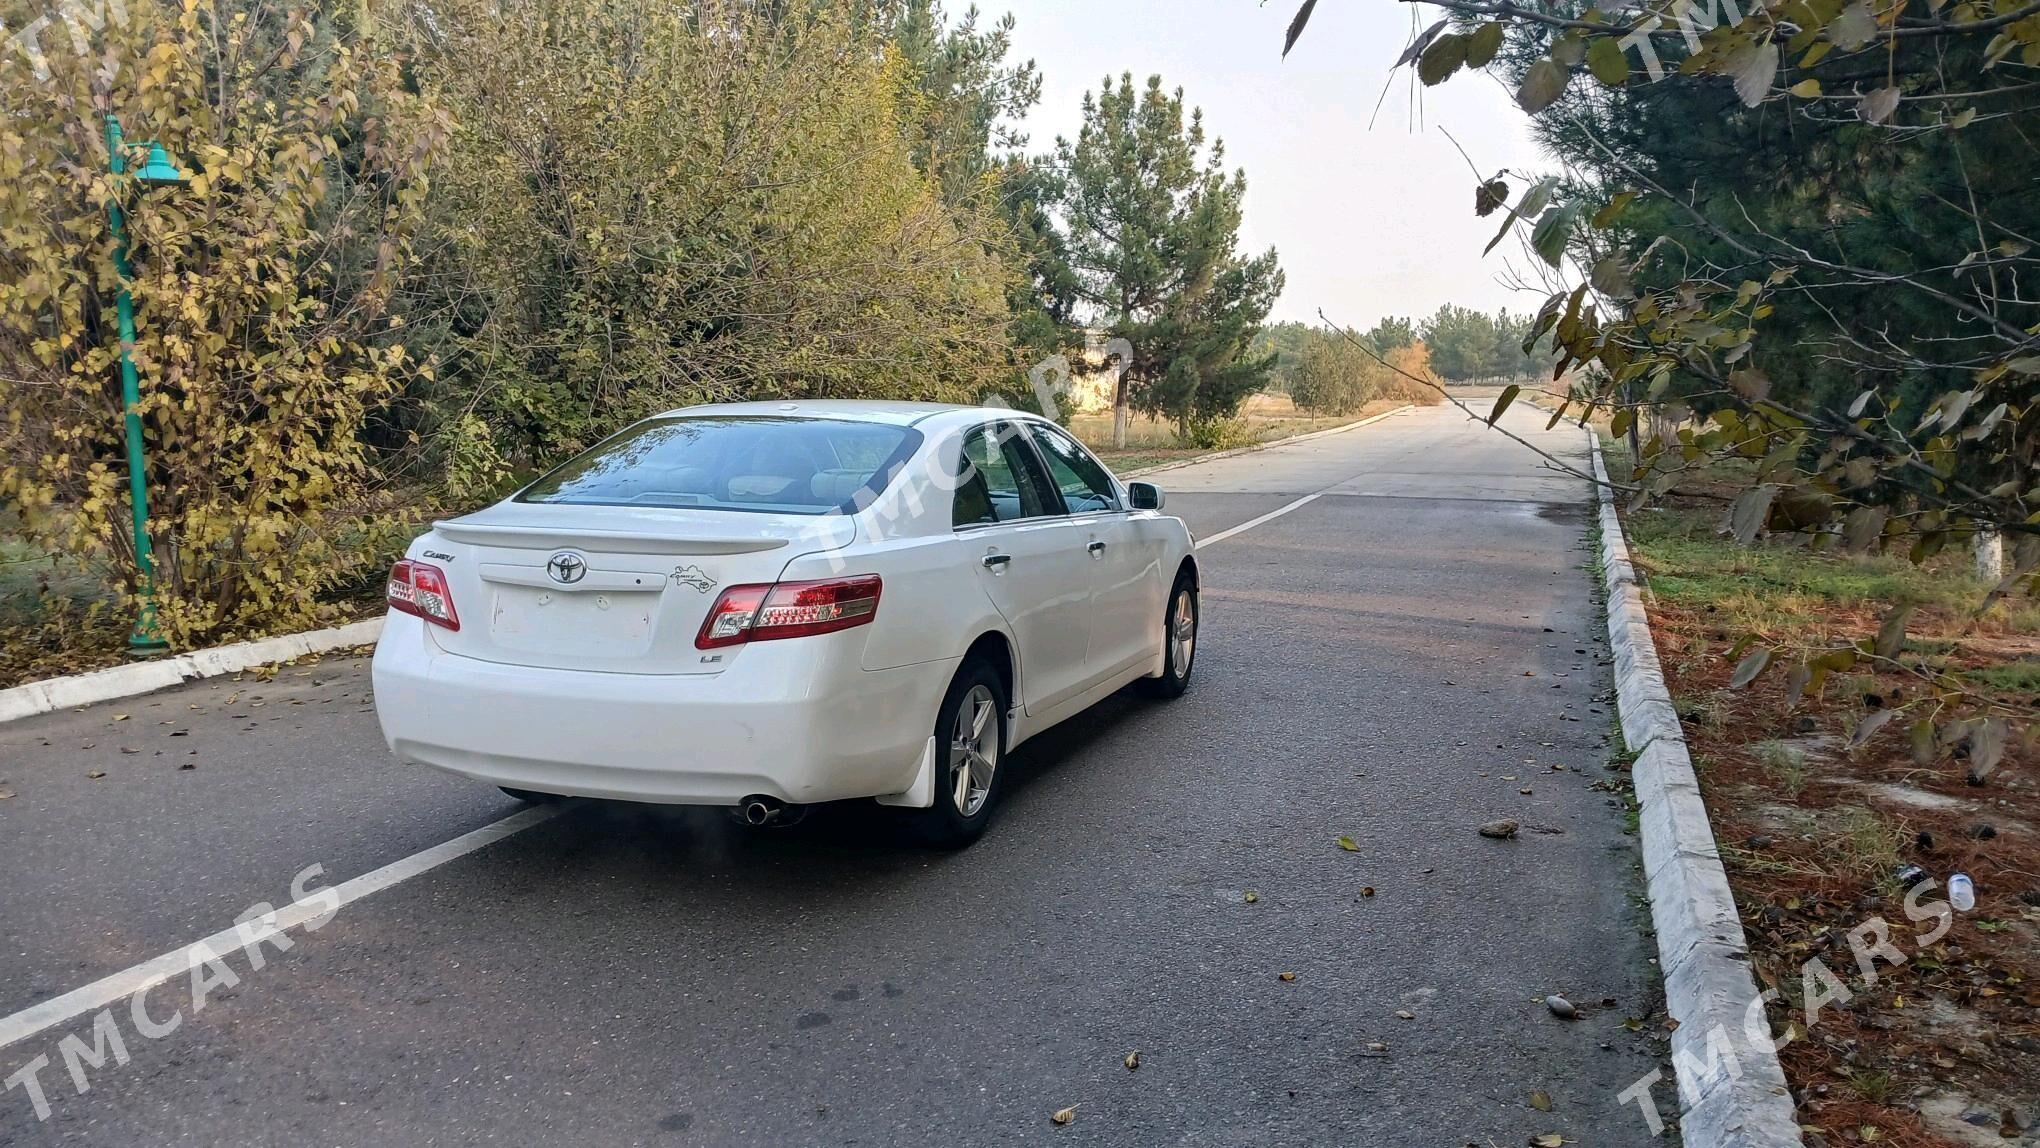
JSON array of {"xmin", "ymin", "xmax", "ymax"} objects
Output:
[
  {"xmin": 1976, "ymin": 528, "xmax": 2004, "ymax": 583},
  {"xmin": 1112, "ymin": 373, "xmax": 1129, "ymax": 449}
]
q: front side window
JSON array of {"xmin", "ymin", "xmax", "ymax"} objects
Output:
[
  {"xmin": 517, "ymin": 416, "xmax": 918, "ymax": 515},
  {"xmin": 954, "ymin": 423, "xmax": 1056, "ymax": 527},
  {"xmin": 1027, "ymin": 423, "xmax": 1121, "ymax": 513}
]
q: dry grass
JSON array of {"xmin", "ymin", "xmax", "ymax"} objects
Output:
[{"xmin": 1072, "ymin": 393, "xmax": 1411, "ymax": 473}]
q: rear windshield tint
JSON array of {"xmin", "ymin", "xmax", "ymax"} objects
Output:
[{"xmin": 516, "ymin": 416, "xmax": 920, "ymax": 514}]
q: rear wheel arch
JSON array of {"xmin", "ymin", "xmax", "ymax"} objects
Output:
[{"xmin": 962, "ymin": 629, "xmax": 1016, "ymax": 715}]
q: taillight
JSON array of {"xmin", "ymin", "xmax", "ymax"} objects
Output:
[
  {"xmin": 696, "ymin": 575, "xmax": 881, "ymax": 649},
  {"xmin": 387, "ymin": 559, "xmax": 460, "ymax": 631}
]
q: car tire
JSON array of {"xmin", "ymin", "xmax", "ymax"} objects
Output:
[
  {"xmin": 910, "ymin": 657, "xmax": 1009, "ymax": 848},
  {"xmin": 1139, "ymin": 570, "xmax": 1198, "ymax": 699},
  {"xmin": 499, "ymin": 786, "xmax": 562, "ymax": 804}
]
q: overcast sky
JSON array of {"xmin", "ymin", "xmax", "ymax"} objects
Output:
[{"xmin": 996, "ymin": 0, "xmax": 1551, "ymax": 329}]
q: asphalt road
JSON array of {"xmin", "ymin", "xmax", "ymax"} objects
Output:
[{"xmin": 0, "ymin": 400, "xmax": 1673, "ymax": 1146}]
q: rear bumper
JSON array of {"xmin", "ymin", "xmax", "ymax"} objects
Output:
[{"xmin": 370, "ymin": 614, "xmax": 955, "ymax": 805}]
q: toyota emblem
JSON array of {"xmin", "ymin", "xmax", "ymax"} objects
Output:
[{"xmin": 545, "ymin": 551, "xmax": 589, "ymax": 585}]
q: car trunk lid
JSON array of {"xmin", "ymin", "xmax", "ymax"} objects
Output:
[{"xmin": 423, "ymin": 502, "xmax": 854, "ymax": 675}]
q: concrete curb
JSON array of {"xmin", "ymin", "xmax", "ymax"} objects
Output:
[
  {"xmin": 0, "ymin": 618, "xmax": 384, "ymax": 725},
  {"xmin": 1590, "ymin": 436, "xmax": 1803, "ymax": 1147},
  {"xmin": 1120, "ymin": 403, "xmax": 1415, "ymax": 479}
]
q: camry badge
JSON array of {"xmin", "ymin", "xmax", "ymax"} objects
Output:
[
  {"xmin": 545, "ymin": 551, "xmax": 588, "ymax": 585},
  {"xmin": 671, "ymin": 564, "xmax": 717, "ymax": 594}
]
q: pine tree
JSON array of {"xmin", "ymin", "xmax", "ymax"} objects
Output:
[{"xmin": 1056, "ymin": 73, "xmax": 1283, "ymax": 444}]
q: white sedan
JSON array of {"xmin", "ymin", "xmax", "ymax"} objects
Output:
[{"xmin": 372, "ymin": 401, "xmax": 1200, "ymax": 845}]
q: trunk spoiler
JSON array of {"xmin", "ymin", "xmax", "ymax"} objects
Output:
[{"xmin": 432, "ymin": 521, "xmax": 794, "ymax": 556}]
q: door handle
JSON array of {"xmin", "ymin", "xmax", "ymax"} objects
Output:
[
  {"xmin": 981, "ymin": 553, "xmax": 1012, "ymax": 570},
  {"xmin": 1087, "ymin": 540, "xmax": 1107, "ymax": 554}
]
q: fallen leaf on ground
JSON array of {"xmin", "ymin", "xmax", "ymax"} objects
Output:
[
  {"xmin": 0, "ymin": 788, "xmax": 13, "ymax": 800},
  {"xmin": 1479, "ymin": 819, "xmax": 1521, "ymax": 839},
  {"xmin": 86, "ymin": 770, "xmax": 105, "ymax": 779},
  {"xmin": 1532, "ymin": 1135, "xmax": 1566, "ymax": 1147},
  {"xmin": 1243, "ymin": 891, "xmax": 1259, "ymax": 903},
  {"xmin": 1529, "ymin": 1089, "xmax": 1553, "ymax": 1111},
  {"xmin": 1124, "ymin": 1050, "xmax": 1140, "ymax": 1070},
  {"xmin": 1394, "ymin": 1009, "xmax": 1415, "ymax": 1020},
  {"xmin": 1360, "ymin": 886, "xmax": 1376, "ymax": 897},
  {"xmin": 1279, "ymin": 971, "xmax": 1297, "ymax": 982},
  {"xmin": 1365, "ymin": 1041, "xmax": 1388, "ymax": 1053},
  {"xmin": 1545, "ymin": 995, "xmax": 1578, "ymax": 1019},
  {"xmin": 112, "ymin": 714, "xmax": 129, "ymax": 721},
  {"xmin": 1335, "ymin": 836, "xmax": 1359, "ymax": 851},
  {"xmin": 1051, "ymin": 1106, "xmax": 1077, "ymax": 1126}
]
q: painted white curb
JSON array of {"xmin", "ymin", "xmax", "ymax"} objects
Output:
[
  {"xmin": 1120, "ymin": 404, "xmax": 1415, "ymax": 479},
  {"xmin": 0, "ymin": 617, "xmax": 384, "ymax": 725},
  {"xmin": 1591, "ymin": 436, "xmax": 1802, "ymax": 1147}
]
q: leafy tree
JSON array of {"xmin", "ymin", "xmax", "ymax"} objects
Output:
[
  {"xmin": 875, "ymin": 2, "xmax": 1075, "ymax": 368},
  {"xmin": 999, "ymin": 156, "xmax": 1084, "ymax": 364},
  {"xmin": 1418, "ymin": 304, "xmax": 1547, "ymax": 380},
  {"xmin": 1288, "ymin": 0, "xmax": 2038, "ymax": 538},
  {"xmin": 1419, "ymin": 304, "xmax": 1498, "ymax": 379},
  {"xmin": 1289, "ymin": 328, "xmax": 1445, "ymax": 414},
  {"xmin": 1252, "ymin": 320, "xmax": 1316, "ymax": 388},
  {"xmin": 399, "ymin": 0, "xmax": 1017, "ymax": 467},
  {"xmin": 877, "ymin": 1, "xmax": 1042, "ymax": 210},
  {"xmin": 1364, "ymin": 315, "xmax": 1417, "ymax": 352},
  {"xmin": 0, "ymin": 0, "xmax": 443, "ymax": 643},
  {"xmin": 1289, "ymin": 331, "xmax": 1371, "ymax": 416},
  {"xmin": 1287, "ymin": 0, "xmax": 2040, "ymax": 769},
  {"xmin": 1056, "ymin": 73, "xmax": 1285, "ymax": 444}
]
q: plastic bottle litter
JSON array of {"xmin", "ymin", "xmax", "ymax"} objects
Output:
[
  {"xmin": 1894, "ymin": 864, "xmax": 1926, "ymax": 886},
  {"xmin": 1948, "ymin": 873, "xmax": 1976, "ymax": 912}
]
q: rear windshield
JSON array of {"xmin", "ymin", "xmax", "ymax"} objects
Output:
[{"xmin": 516, "ymin": 416, "xmax": 920, "ymax": 515}]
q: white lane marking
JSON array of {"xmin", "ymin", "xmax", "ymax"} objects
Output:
[
  {"xmin": 0, "ymin": 803, "xmax": 564, "ymax": 1051},
  {"xmin": 1194, "ymin": 492, "xmax": 1323, "ymax": 550}
]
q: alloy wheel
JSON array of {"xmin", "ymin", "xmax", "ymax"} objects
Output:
[
  {"xmin": 1170, "ymin": 588, "xmax": 1197, "ymax": 677},
  {"xmin": 949, "ymin": 683, "xmax": 999, "ymax": 817}
]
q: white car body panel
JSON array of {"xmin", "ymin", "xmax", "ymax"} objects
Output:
[{"xmin": 371, "ymin": 401, "xmax": 1196, "ymax": 808}]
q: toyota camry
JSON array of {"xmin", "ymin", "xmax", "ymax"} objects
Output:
[{"xmin": 371, "ymin": 401, "xmax": 1200, "ymax": 845}]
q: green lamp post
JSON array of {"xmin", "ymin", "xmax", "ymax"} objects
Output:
[{"xmin": 104, "ymin": 114, "xmax": 188, "ymax": 654}]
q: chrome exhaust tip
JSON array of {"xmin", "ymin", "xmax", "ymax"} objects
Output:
[{"xmin": 738, "ymin": 797, "xmax": 785, "ymax": 827}]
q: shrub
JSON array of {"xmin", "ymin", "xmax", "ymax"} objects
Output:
[
  {"xmin": 0, "ymin": 0, "xmax": 445, "ymax": 645},
  {"xmin": 395, "ymin": 0, "xmax": 1017, "ymax": 466}
]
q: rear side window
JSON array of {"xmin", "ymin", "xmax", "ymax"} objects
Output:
[
  {"xmin": 518, "ymin": 417, "xmax": 919, "ymax": 514},
  {"xmin": 954, "ymin": 423, "xmax": 1056, "ymax": 527}
]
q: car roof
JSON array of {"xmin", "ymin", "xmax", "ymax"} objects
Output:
[{"xmin": 651, "ymin": 399, "xmax": 1046, "ymax": 429}]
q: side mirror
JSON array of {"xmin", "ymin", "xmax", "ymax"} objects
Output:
[{"xmin": 1127, "ymin": 481, "xmax": 1165, "ymax": 511}]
